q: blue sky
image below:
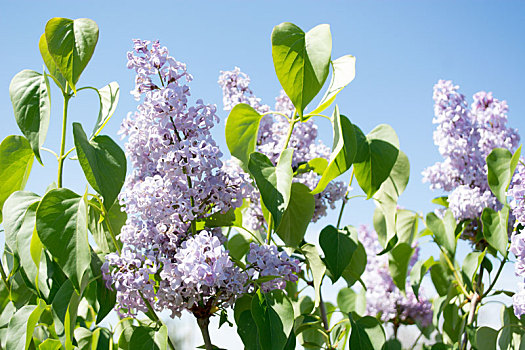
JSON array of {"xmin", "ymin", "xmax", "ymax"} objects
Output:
[{"xmin": 2, "ymin": 1, "xmax": 525, "ymax": 346}]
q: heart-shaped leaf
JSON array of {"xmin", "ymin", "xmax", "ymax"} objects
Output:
[
  {"xmin": 36, "ymin": 188, "xmax": 90, "ymax": 290},
  {"xmin": 486, "ymin": 146, "xmax": 521, "ymax": 204},
  {"xmin": 272, "ymin": 22, "xmax": 332, "ymax": 117},
  {"xmin": 319, "ymin": 225, "xmax": 357, "ymax": 282},
  {"xmin": 73, "ymin": 123, "xmax": 126, "ymax": 207},
  {"xmin": 481, "ymin": 206, "xmax": 510, "ymax": 257},
  {"xmin": 226, "ymin": 103, "xmax": 263, "ymax": 169},
  {"xmin": 9, "ymin": 70, "xmax": 50, "ymax": 164},
  {"xmin": 91, "ymin": 82, "xmax": 120, "ymax": 138},
  {"xmin": 45, "ymin": 17, "xmax": 99, "ymax": 92},
  {"xmin": 353, "ymin": 124, "xmax": 399, "ymax": 199},
  {"xmin": 39, "ymin": 34, "xmax": 66, "ymax": 90}
]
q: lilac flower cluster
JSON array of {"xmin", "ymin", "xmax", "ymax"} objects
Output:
[
  {"xmin": 246, "ymin": 243, "xmax": 301, "ymax": 292},
  {"xmin": 359, "ymin": 225, "xmax": 433, "ymax": 327},
  {"xmin": 423, "ymin": 80, "xmax": 519, "ymax": 237},
  {"xmin": 218, "ymin": 68, "xmax": 347, "ymax": 231},
  {"xmin": 103, "ymin": 40, "xmax": 249, "ymax": 318},
  {"xmin": 511, "ymin": 232, "xmax": 525, "ymax": 317}
]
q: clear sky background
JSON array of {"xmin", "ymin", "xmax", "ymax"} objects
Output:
[{"xmin": 1, "ymin": 1, "xmax": 525, "ymax": 348}]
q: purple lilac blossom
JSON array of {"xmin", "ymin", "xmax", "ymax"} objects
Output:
[
  {"xmin": 423, "ymin": 80, "xmax": 519, "ymax": 240},
  {"xmin": 511, "ymin": 230, "xmax": 525, "ymax": 317},
  {"xmin": 246, "ymin": 243, "xmax": 301, "ymax": 292},
  {"xmin": 359, "ymin": 225, "xmax": 433, "ymax": 327},
  {"xmin": 218, "ymin": 69, "xmax": 346, "ymax": 232},
  {"xmin": 104, "ymin": 40, "xmax": 249, "ymax": 318}
]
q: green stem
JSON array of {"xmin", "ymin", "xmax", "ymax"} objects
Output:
[
  {"xmin": 57, "ymin": 88, "xmax": 71, "ymax": 188},
  {"xmin": 101, "ymin": 205, "xmax": 122, "ymax": 255},
  {"xmin": 0, "ymin": 257, "xmax": 9, "ymax": 290},
  {"xmin": 197, "ymin": 317, "xmax": 213, "ymax": 350},
  {"xmin": 439, "ymin": 246, "xmax": 470, "ymax": 299},
  {"xmin": 336, "ymin": 170, "xmax": 354, "ymax": 229},
  {"xmin": 266, "ymin": 214, "xmax": 273, "ymax": 244},
  {"xmin": 265, "ymin": 112, "xmax": 297, "ymax": 244},
  {"xmin": 409, "ymin": 331, "xmax": 423, "ymax": 350},
  {"xmin": 483, "ymin": 258, "xmax": 506, "ymax": 297},
  {"xmin": 319, "ymin": 291, "xmax": 329, "ymax": 331}
]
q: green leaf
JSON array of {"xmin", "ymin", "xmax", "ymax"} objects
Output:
[
  {"xmin": 430, "ymin": 258, "xmax": 453, "ymax": 297},
  {"xmin": 248, "ymin": 150, "xmax": 294, "ymax": 227},
  {"xmin": 309, "ymin": 55, "xmax": 356, "ymax": 116},
  {"xmin": 234, "ymin": 295, "xmax": 260, "ymax": 350},
  {"xmin": 462, "ymin": 251, "xmax": 486, "ymax": 283},
  {"xmin": 39, "ymin": 34, "xmax": 66, "ymax": 90},
  {"xmin": 426, "ymin": 210, "xmax": 457, "ymax": 257},
  {"xmin": 432, "ymin": 196, "xmax": 449, "ymax": 207},
  {"xmin": 353, "ymin": 124, "xmax": 400, "ymax": 199},
  {"xmin": 396, "ymin": 209, "xmax": 419, "ymax": 244},
  {"xmin": 319, "ymin": 225, "xmax": 356, "ymax": 282},
  {"xmin": 225, "ymin": 104, "xmax": 263, "ymax": 169},
  {"xmin": 443, "ymin": 303, "xmax": 462, "ymax": 342},
  {"xmin": 251, "ymin": 289, "xmax": 294, "ymax": 350},
  {"xmin": 51, "ymin": 279, "xmax": 83, "ymax": 350},
  {"xmin": 15, "ymin": 200, "xmax": 45, "ymax": 294},
  {"xmin": 73, "ymin": 123, "xmax": 126, "ymax": 207},
  {"xmin": 372, "ymin": 151, "xmax": 410, "ymax": 250},
  {"xmin": 475, "ymin": 327, "xmax": 498, "ymax": 350},
  {"xmin": 295, "ymin": 158, "xmax": 328, "ymax": 176},
  {"xmin": 0, "ymin": 136, "xmax": 34, "ymax": 222},
  {"xmin": 9, "ymin": 70, "xmax": 50, "ymax": 164},
  {"xmin": 45, "ymin": 17, "xmax": 99, "ymax": 92},
  {"xmin": 486, "ymin": 147, "xmax": 522, "ymax": 204},
  {"xmin": 481, "ymin": 206, "xmax": 510, "ymax": 257},
  {"xmin": 348, "ymin": 314, "xmax": 386, "ymax": 350},
  {"xmin": 90, "ymin": 252, "xmax": 116, "ymax": 324},
  {"xmin": 3, "ymin": 191, "xmax": 40, "ymax": 255},
  {"xmin": 128, "ymin": 326, "xmax": 168, "ymax": 350},
  {"xmin": 410, "ymin": 257, "xmax": 436, "ymax": 299},
  {"xmin": 88, "ymin": 199, "xmax": 125, "ymax": 254},
  {"xmin": 91, "ymin": 82, "xmax": 120, "ymax": 138},
  {"xmin": 276, "ymin": 182, "xmax": 315, "ymax": 247},
  {"xmin": 388, "ymin": 242, "xmax": 414, "ymax": 292},
  {"xmin": 36, "ymin": 188, "xmax": 90, "ymax": 290},
  {"xmin": 271, "ymin": 22, "xmax": 332, "ymax": 117},
  {"xmin": 227, "ymin": 234, "xmax": 251, "ymax": 262},
  {"xmin": 301, "ymin": 243, "xmax": 326, "ymax": 307},
  {"xmin": 312, "ymin": 108, "xmax": 356, "ymax": 194},
  {"xmin": 337, "ymin": 287, "xmax": 365, "ymax": 314},
  {"xmin": 340, "ymin": 226, "xmax": 367, "ymax": 288},
  {"xmin": 38, "ymin": 339, "xmax": 62, "ymax": 350},
  {"xmin": 6, "ymin": 299, "xmax": 46, "ymax": 350}
]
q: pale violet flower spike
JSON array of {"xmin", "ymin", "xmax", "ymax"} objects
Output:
[
  {"xmin": 359, "ymin": 225, "xmax": 433, "ymax": 327},
  {"xmin": 218, "ymin": 69, "xmax": 346, "ymax": 232},
  {"xmin": 104, "ymin": 40, "xmax": 249, "ymax": 318},
  {"xmin": 423, "ymin": 80, "xmax": 519, "ymax": 241}
]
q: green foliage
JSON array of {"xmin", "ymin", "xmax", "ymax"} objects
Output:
[
  {"xmin": 271, "ymin": 23, "xmax": 331, "ymax": 117},
  {"xmin": 248, "ymin": 150, "xmax": 294, "ymax": 228},
  {"xmin": 276, "ymin": 182, "xmax": 315, "ymax": 247},
  {"xmin": 44, "ymin": 18, "xmax": 99, "ymax": 92},
  {"xmin": 426, "ymin": 210, "xmax": 457, "ymax": 257},
  {"xmin": 73, "ymin": 123, "xmax": 126, "ymax": 207},
  {"xmin": 353, "ymin": 124, "xmax": 400, "ymax": 199},
  {"xmin": 348, "ymin": 314, "xmax": 386, "ymax": 350},
  {"xmin": 36, "ymin": 189, "xmax": 90, "ymax": 291},
  {"xmin": 486, "ymin": 146, "xmax": 521, "ymax": 204},
  {"xmin": 6, "ymin": 299, "xmax": 47, "ymax": 350},
  {"xmin": 251, "ymin": 290, "xmax": 294, "ymax": 350},
  {"xmin": 319, "ymin": 225, "xmax": 356, "ymax": 282},
  {"xmin": 0, "ymin": 136, "xmax": 34, "ymax": 222},
  {"xmin": 481, "ymin": 206, "xmax": 510, "ymax": 257},
  {"xmin": 226, "ymin": 104, "xmax": 263, "ymax": 169},
  {"xmin": 128, "ymin": 326, "xmax": 168, "ymax": 350},
  {"xmin": 388, "ymin": 242, "xmax": 414, "ymax": 292},
  {"xmin": 9, "ymin": 70, "xmax": 50, "ymax": 164},
  {"xmin": 312, "ymin": 107, "xmax": 356, "ymax": 194}
]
